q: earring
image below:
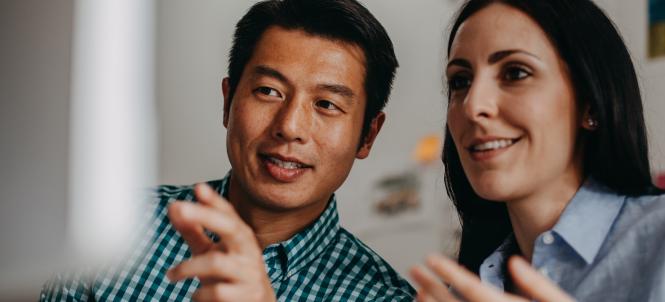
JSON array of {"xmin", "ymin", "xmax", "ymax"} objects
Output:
[{"xmin": 587, "ymin": 117, "xmax": 598, "ymax": 129}]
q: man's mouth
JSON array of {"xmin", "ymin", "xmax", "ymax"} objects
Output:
[
  {"xmin": 259, "ymin": 153, "xmax": 313, "ymax": 182},
  {"xmin": 263, "ymin": 155, "xmax": 310, "ymax": 170}
]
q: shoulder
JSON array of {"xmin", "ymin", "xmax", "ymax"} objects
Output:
[
  {"xmin": 150, "ymin": 181, "xmax": 219, "ymax": 219},
  {"xmin": 606, "ymin": 192, "xmax": 665, "ymax": 259},
  {"xmin": 330, "ymin": 228, "xmax": 415, "ymax": 300},
  {"xmin": 153, "ymin": 179, "xmax": 226, "ymax": 209},
  {"xmin": 40, "ymin": 271, "xmax": 93, "ymax": 302},
  {"xmin": 624, "ymin": 192, "xmax": 665, "ymax": 211},
  {"xmin": 605, "ymin": 193, "xmax": 665, "ymax": 300},
  {"xmin": 40, "ymin": 181, "xmax": 214, "ymax": 302},
  {"xmin": 135, "ymin": 183, "xmax": 197, "ymax": 238},
  {"xmin": 154, "ymin": 183, "xmax": 197, "ymax": 207},
  {"xmin": 619, "ymin": 192, "xmax": 665, "ymax": 229}
]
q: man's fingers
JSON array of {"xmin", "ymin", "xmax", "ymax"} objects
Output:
[
  {"xmin": 168, "ymin": 202, "xmax": 213, "ymax": 255},
  {"xmin": 167, "ymin": 251, "xmax": 239, "ymax": 283},
  {"xmin": 425, "ymin": 254, "xmax": 511, "ymax": 302},
  {"xmin": 195, "ymin": 183, "xmax": 237, "ymax": 215},
  {"xmin": 194, "ymin": 183, "xmax": 259, "ymax": 254},
  {"xmin": 193, "ymin": 283, "xmax": 275, "ymax": 302},
  {"xmin": 192, "ymin": 284, "xmax": 242, "ymax": 302},
  {"xmin": 170, "ymin": 202, "xmax": 257, "ymax": 254},
  {"xmin": 508, "ymin": 256, "xmax": 575, "ymax": 302},
  {"xmin": 410, "ymin": 265, "xmax": 460, "ymax": 301},
  {"xmin": 170, "ymin": 184, "xmax": 258, "ymax": 255},
  {"xmin": 416, "ymin": 292, "xmax": 440, "ymax": 302}
]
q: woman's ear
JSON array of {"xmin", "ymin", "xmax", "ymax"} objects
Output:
[{"xmin": 581, "ymin": 106, "xmax": 598, "ymax": 131}]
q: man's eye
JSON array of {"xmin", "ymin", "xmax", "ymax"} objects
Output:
[
  {"xmin": 503, "ymin": 67, "xmax": 531, "ymax": 81},
  {"xmin": 316, "ymin": 100, "xmax": 339, "ymax": 111},
  {"xmin": 448, "ymin": 75, "xmax": 471, "ymax": 91},
  {"xmin": 256, "ymin": 87, "xmax": 282, "ymax": 98}
]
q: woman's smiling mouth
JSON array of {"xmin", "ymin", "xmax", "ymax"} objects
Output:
[{"xmin": 466, "ymin": 137, "xmax": 522, "ymax": 161}]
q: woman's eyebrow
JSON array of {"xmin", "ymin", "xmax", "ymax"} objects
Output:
[
  {"xmin": 447, "ymin": 58, "xmax": 471, "ymax": 70},
  {"xmin": 488, "ymin": 49, "xmax": 541, "ymax": 64}
]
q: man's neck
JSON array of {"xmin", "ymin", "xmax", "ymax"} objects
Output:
[{"xmin": 226, "ymin": 176, "xmax": 330, "ymax": 250}]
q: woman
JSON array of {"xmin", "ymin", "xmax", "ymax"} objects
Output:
[{"xmin": 411, "ymin": 0, "xmax": 665, "ymax": 301}]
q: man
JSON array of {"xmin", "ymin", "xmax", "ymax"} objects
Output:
[{"xmin": 41, "ymin": 0, "xmax": 414, "ymax": 300}]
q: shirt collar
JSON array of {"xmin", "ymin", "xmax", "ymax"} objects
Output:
[
  {"xmin": 479, "ymin": 235, "xmax": 515, "ymax": 290},
  {"xmin": 213, "ymin": 171, "xmax": 340, "ymax": 282},
  {"xmin": 275, "ymin": 195, "xmax": 340, "ymax": 279},
  {"xmin": 551, "ymin": 178, "xmax": 626, "ymax": 264}
]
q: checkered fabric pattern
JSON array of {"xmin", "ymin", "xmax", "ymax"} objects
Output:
[{"xmin": 41, "ymin": 173, "xmax": 415, "ymax": 301}]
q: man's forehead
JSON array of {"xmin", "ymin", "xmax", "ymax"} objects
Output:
[
  {"xmin": 245, "ymin": 26, "xmax": 367, "ymax": 97},
  {"xmin": 253, "ymin": 26, "xmax": 366, "ymax": 66}
]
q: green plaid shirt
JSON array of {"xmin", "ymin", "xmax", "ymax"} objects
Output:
[{"xmin": 41, "ymin": 173, "xmax": 415, "ymax": 301}]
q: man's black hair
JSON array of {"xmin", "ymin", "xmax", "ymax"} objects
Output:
[{"xmin": 227, "ymin": 0, "xmax": 398, "ymax": 140}]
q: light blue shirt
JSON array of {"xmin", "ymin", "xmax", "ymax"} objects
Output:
[{"xmin": 479, "ymin": 179, "xmax": 665, "ymax": 301}]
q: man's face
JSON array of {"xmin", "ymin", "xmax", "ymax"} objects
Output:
[{"xmin": 223, "ymin": 26, "xmax": 383, "ymax": 211}]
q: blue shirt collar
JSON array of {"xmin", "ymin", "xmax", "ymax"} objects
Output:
[{"xmin": 551, "ymin": 178, "xmax": 626, "ymax": 264}]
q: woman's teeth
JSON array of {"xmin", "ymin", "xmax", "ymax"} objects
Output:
[{"xmin": 471, "ymin": 139, "xmax": 516, "ymax": 151}]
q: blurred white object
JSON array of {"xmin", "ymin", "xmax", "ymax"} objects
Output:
[
  {"xmin": 0, "ymin": 0, "xmax": 156, "ymax": 299},
  {"xmin": 68, "ymin": 0, "xmax": 156, "ymax": 263}
]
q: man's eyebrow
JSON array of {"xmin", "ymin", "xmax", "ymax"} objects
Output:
[
  {"xmin": 252, "ymin": 65, "xmax": 355, "ymax": 100},
  {"xmin": 317, "ymin": 83, "xmax": 355, "ymax": 100},
  {"xmin": 488, "ymin": 49, "xmax": 541, "ymax": 64},
  {"xmin": 252, "ymin": 65, "xmax": 289, "ymax": 83}
]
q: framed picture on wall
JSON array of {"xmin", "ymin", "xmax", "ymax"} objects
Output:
[{"xmin": 650, "ymin": 0, "xmax": 665, "ymax": 58}]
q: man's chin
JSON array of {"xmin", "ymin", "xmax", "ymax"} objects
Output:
[{"xmin": 249, "ymin": 191, "xmax": 321, "ymax": 212}]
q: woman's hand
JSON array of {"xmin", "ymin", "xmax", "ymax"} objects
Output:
[{"xmin": 410, "ymin": 254, "xmax": 575, "ymax": 302}]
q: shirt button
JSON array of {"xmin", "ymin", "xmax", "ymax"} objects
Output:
[
  {"xmin": 542, "ymin": 232, "xmax": 555, "ymax": 245},
  {"xmin": 538, "ymin": 267, "xmax": 549, "ymax": 278}
]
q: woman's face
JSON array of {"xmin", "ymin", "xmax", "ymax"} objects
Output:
[{"xmin": 446, "ymin": 3, "xmax": 584, "ymax": 203}]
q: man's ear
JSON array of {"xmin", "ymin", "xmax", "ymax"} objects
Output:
[
  {"xmin": 356, "ymin": 112, "xmax": 386, "ymax": 159},
  {"xmin": 222, "ymin": 77, "xmax": 231, "ymax": 128}
]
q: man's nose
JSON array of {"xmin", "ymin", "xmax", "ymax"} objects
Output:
[{"xmin": 270, "ymin": 96, "xmax": 311, "ymax": 144}]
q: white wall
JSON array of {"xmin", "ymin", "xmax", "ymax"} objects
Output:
[
  {"xmin": 155, "ymin": 0, "xmax": 665, "ymax": 279},
  {"xmin": 603, "ymin": 0, "xmax": 665, "ymax": 173},
  {"xmin": 1, "ymin": 1, "xmax": 72, "ymax": 299}
]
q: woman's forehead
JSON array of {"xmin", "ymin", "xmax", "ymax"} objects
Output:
[{"xmin": 449, "ymin": 3, "xmax": 554, "ymax": 62}]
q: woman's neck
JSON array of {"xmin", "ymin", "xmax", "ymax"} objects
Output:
[{"xmin": 505, "ymin": 174, "xmax": 583, "ymax": 262}]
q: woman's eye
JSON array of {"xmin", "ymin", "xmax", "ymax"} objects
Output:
[
  {"xmin": 256, "ymin": 87, "xmax": 282, "ymax": 98},
  {"xmin": 316, "ymin": 100, "xmax": 339, "ymax": 111},
  {"xmin": 448, "ymin": 75, "xmax": 471, "ymax": 91},
  {"xmin": 503, "ymin": 67, "xmax": 531, "ymax": 81}
]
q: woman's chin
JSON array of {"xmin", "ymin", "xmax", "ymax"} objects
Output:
[{"xmin": 468, "ymin": 177, "xmax": 518, "ymax": 202}]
